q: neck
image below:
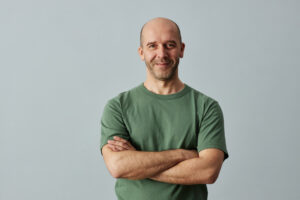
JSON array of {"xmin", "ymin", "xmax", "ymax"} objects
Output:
[{"xmin": 143, "ymin": 78, "xmax": 185, "ymax": 95}]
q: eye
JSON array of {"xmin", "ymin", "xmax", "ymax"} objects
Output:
[
  {"xmin": 148, "ymin": 44, "xmax": 156, "ymax": 48},
  {"xmin": 166, "ymin": 43, "xmax": 176, "ymax": 48}
]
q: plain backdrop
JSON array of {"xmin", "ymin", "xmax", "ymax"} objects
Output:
[{"xmin": 1, "ymin": 0, "xmax": 299, "ymax": 199}]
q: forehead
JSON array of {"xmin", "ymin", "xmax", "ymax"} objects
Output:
[{"xmin": 142, "ymin": 22, "xmax": 180, "ymax": 44}]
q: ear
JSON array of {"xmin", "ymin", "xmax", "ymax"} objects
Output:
[
  {"xmin": 179, "ymin": 42, "xmax": 185, "ymax": 58},
  {"xmin": 138, "ymin": 46, "xmax": 145, "ymax": 61}
]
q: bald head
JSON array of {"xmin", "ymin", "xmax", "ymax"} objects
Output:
[{"xmin": 139, "ymin": 17, "xmax": 182, "ymax": 47}]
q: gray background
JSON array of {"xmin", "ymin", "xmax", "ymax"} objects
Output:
[{"xmin": 1, "ymin": 0, "xmax": 299, "ymax": 199}]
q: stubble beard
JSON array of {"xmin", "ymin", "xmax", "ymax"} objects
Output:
[{"xmin": 146, "ymin": 58, "xmax": 180, "ymax": 81}]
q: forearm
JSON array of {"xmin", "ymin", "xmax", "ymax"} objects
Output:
[
  {"xmin": 103, "ymin": 145, "xmax": 198, "ymax": 180},
  {"xmin": 150, "ymin": 150, "xmax": 224, "ymax": 185}
]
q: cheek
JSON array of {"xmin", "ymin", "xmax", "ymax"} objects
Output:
[
  {"xmin": 172, "ymin": 51, "xmax": 181, "ymax": 59},
  {"xmin": 145, "ymin": 53, "xmax": 156, "ymax": 62}
]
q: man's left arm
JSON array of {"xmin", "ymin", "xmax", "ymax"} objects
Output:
[
  {"xmin": 154, "ymin": 100, "xmax": 229, "ymax": 185},
  {"xmin": 149, "ymin": 148, "xmax": 225, "ymax": 185}
]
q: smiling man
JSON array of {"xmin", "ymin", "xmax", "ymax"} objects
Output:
[
  {"xmin": 100, "ymin": 17, "xmax": 229, "ymax": 200},
  {"xmin": 139, "ymin": 18, "xmax": 183, "ymax": 82}
]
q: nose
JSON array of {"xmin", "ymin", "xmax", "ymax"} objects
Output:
[{"xmin": 156, "ymin": 45, "xmax": 167, "ymax": 58}]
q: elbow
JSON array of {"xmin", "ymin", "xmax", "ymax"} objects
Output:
[
  {"xmin": 108, "ymin": 164, "xmax": 120, "ymax": 178},
  {"xmin": 104, "ymin": 154, "xmax": 124, "ymax": 178},
  {"xmin": 103, "ymin": 145, "xmax": 126, "ymax": 178},
  {"xmin": 192, "ymin": 169, "xmax": 220, "ymax": 184},
  {"xmin": 109, "ymin": 165, "xmax": 139, "ymax": 180},
  {"xmin": 107, "ymin": 158, "xmax": 123, "ymax": 178},
  {"xmin": 205, "ymin": 170, "xmax": 220, "ymax": 184},
  {"xmin": 110, "ymin": 169, "xmax": 121, "ymax": 179},
  {"xmin": 108, "ymin": 162, "xmax": 141, "ymax": 180},
  {"xmin": 206, "ymin": 173, "xmax": 218, "ymax": 184}
]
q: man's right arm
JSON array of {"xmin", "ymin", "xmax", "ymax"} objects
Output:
[{"xmin": 102, "ymin": 144, "xmax": 198, "ymax": 180}]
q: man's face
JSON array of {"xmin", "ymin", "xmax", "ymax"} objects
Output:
[{"xmin": 138, "ymin": 21, "xmax": 185, "ymax": 81}]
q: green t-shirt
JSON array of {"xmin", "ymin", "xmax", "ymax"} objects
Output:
[{"xmin": 100, "ymin": 82, "xmax": 229, "ymax": 200}]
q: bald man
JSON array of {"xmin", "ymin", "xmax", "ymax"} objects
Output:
[{"xmin": 100, "ymin": 17, "xmax": 229, "ymax": 200}]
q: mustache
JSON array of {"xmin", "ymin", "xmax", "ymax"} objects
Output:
[{"xmin": 153, "ymin": 59, "xmax": 171, "ymax": 64}]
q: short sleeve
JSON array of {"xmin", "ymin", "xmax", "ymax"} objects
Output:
[
  {"xmin": 100, "ymin": 97, "xmax": 130, "ymax": 155},
  {"xmin": 197, "ymin": 101, "xmax": 229, "ymax": 160}
]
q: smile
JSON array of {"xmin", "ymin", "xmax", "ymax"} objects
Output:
[{"xmin": 156, "ymin": 62, "xmax": 170, "ymax": 66}]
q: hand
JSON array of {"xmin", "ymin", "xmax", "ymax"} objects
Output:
[{"xmin": 107, "ymin": 136, "xmax": 136, "ymax": 152}]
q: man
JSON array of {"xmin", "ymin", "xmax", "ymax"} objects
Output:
[{"xmin": 100, "ymin": 17, "xmax": 229, "ymax": 200}]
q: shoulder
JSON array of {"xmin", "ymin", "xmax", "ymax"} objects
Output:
[
  {"xmin": 104, "ymin": 84, "xmax": 141, "ymax": 111},
  {"xmin": 187, "ymin": 84, "xmax": 221, "ymax": 113}
]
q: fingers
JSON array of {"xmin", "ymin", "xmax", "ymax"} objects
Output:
[
  {"xmin": 113, "ymin": 136, "xmax": 134, "ymax": 149},
  {"xmin": 107, "ymin": 136, "xmax": 136, "ymax": 151},
  {"xmin": 114, "ymin": 136, "xmax": 136, "ymax": 150},
  {"xmin": 107, "ymin": 143, "xmax": 128, "ymax": 152},
  {"xmin": 108, "ymin": 139, "xmax": 130, "ymax": 150},
  {"xmin": 113, "ymin": 136, "xmax": 128, "ymax": 143}
]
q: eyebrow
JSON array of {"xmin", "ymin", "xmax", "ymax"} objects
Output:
[
  {"xmin": 166, "ymin": 40, "xmax": 177, "ymax": 44},
  {"xmin": 146, "ymin": 42, "xmax": 156, "ymax": 46},
  {"xmin": 146, "ymin": 40, "xmax": 177, "ymax": 46}
]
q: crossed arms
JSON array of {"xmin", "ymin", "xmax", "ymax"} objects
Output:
[{"xmin": 102, "ymin": 136, "xmax": 225, "ymax": 185}]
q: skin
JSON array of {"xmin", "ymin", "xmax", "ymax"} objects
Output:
[
  {"xmin": 138, "ymin": 17, "xmax": 186, "ymax": 95},
  {"xmin": 103, "ymin": 139, "xmax": 199, "ymax": 181},
  {"xmin": 102, "ymin": 17, "xmax": 225, "ymax": 185},
  {"xmin": 106, "ymin": 137, "xmax": 224, "ymax": 184}
]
